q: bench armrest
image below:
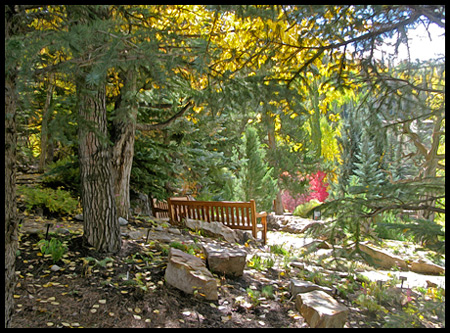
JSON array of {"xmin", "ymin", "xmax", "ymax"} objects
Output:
[{"xmin": 255, "ymin": 211, "xmax": 267, "ymax": 219}]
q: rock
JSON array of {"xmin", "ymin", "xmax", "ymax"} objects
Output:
[
  {"xmin": 168, "ymin": 228, "xmax": 181, "ymax": 235},
  {"xmin": 290, "ymin": 278, "xmax": 333, "ymax": 296},
  {"xmin": 74, "ymin": 214, "xmax": 84, "ymax": 221},
  {"xmin": 119, "ymin": 217, "xmax": 128, "ymax": 226},
  {"xmin": 409, "ymin": 260, "xmax": 445, "ymax": 275},
  {"xmin": 164, "ymin": 248, "xmax": 218, "ymax": 301},
  {"xmin": 267, "ymin": 214, "xmax": 324, "ymax": 234},
  {"xmin": 359, "ymin": 243, "xmax": 408, "ymax": 270},
  {"xmin": 50, "ymin": 264, "xmax": 61, "ymax": 272},
  {"xmin": 233, "ymin": 229, "xmax": 256, "ymax": 245},
  {"xmin": 130, "ymin": 191, "xmax": 152, "ymax": 216},
  {"xmin": 185, "ymin": 219, "xmax": 238, "ymax": 243},
  {"xmin": 301, "ymin": 240, "xmax": 331, "ymax": 252},
  {"xmin": 128, "ymin": 230, "xmax": 145, "ymax": 240},
  {"xmin": 295, "ymin": 290, "xmax": 348, "ymax": 328},
  {"xmin": 55, "ymin": 228, "xmax": 71, "ymax": 235},
  {"xmin": 202, "ymin": 244, "xmax": 247, "ymax": 277}
]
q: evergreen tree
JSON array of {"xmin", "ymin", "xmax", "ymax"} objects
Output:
[
  {"xmin": 353, "ymin": 126, "xmax": 386, "ymax": 191},
  {"xmin": 235, "ymin": 126, "xmax": 277, "ymax": 211}
]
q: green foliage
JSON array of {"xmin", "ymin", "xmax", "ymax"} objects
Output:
[
  {"xmin": 37, "ymin": 238, "xmax": 67, "ymax": 263},
  {"xmin": 293, "ymin": 199, "xmax": 321, "ymax": 218},
  {"xmin": 247, "ymin": 254, "xmax": 275, "ymax": 271},
  {"xmin": 41, "ymin": 156, "xmax": 80, "ymax": 197},
  {"xmin": 234, "ymin": 125, "xmax": 278, "ymax": 211},
  {"xmin": 169, "ymin": 241, "xmax": 202, "ymax": 257},
  {"xmin": 18, "ymin": 185, "xmax": 79, "ymax": 216},
  {"xmin": 377, "ymin": 217, "xmax": 445, "ymax": 254}
]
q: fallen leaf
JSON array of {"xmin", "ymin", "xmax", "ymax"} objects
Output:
[{"xmin": 98, "ymin": 299, "xmax": 106, "ymax": 304}]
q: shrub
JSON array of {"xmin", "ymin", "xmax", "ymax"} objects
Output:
[
  {"xmin": 37, "ymin": 238, "xmax": 67, "ymax": 263},
  {"xmin": 41, "ymin": 156, "xmax": 80, "ymax": 197},
  {"xmin": 17, "ymin": 185, "xmax": 79, "ymax": 216},
  {"xmin": 293, "ymin": 199, "xmax": 321, "ymax": 218}
]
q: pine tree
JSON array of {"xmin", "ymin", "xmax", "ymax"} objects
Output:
[
  {"xmin": 235, "ymin": 126, "xmax": 277, "ymax": 211},
  {"xmin": 353, "ymin": 126, "xmax": 385, "ymax": 192}
]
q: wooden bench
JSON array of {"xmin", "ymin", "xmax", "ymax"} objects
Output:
[
  {"xmin": 151, "ymin": 196, "xmax": 193, "ymax": 219},
  {"xmin": 167, "ymin": 198, "xmax": 267, "ymax": 244}
]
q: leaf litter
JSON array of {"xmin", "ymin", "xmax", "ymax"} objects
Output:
[{"xmin": 11, "ymin": 214, "xmax": 309, "ymax": 328}]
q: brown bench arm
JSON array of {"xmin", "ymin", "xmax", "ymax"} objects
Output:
[{"xmin": 255, "ymin": 211, "xmax": 267, "ymax": 245}]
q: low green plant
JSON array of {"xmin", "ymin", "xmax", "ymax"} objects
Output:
[
  {"xmin": 293, "ymin": 199, "xmax": 321, "ymax": 218},
  {"xmin": 83, "ymin": 256, "xmax": 114, "ymax": 268},
  {"xmin": 247, "ymin": 254, "xmax": 276, "ymax": 271},
  {"xmin": 246, "ymin": 287, "xmax": 262, "ymax": 306},
  {"xmin": 269, "ymin": 243, "xmax": 289, "ymax": 256},
  {"xmin": 169, "ymin": 241, "xmax": 201, "ymax": 256},
  {"xmin": 37, "ymin": 237, "xmax": 67, "ymax": 263},
  {"xmin": 18, "ymin": 185, "xmax": 79, "ymax": 216},
  {"xmin": 261, "ymin": 285, "xmax": 274, "ymax": 299}
]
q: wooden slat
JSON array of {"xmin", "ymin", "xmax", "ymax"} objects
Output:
[{"xmin": 167, "ymin": 199, "xmax": 266, "ymax": 244}]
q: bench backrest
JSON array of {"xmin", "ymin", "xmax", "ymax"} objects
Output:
[{"xmin": 167, "ymin": 199, "xmax": 258, "ymax": 231}]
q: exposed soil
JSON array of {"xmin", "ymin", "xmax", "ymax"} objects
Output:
[
  {"xmin": 11, "ymin": 216, "xmax": 309, "ymax": 328},
  {"xmin": 10, "ymin": 211, "xmax": 444, "ymax": 328}
]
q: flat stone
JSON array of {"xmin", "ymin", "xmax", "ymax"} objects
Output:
[
  {"xmin": 290, "ymin": 278, "xmax": 333, "ymax": 296},
  {"xmin": 119, "ymin": 217, "xmax": 128, "ymax": 226},
  {"xmin": 185, "ymin": 219, "xmax": 238, "ymax": 243},
  {"xmin": 164, "ymin": 248, "xmax": 218, "ymax": 301},
  {"xmin": 296, "ymin": 290, "xmax": 348, "ymax": 328},
  {"xmin": 50, "ymin": 264, "xmax": 62, "ymax": 272},
  {"xmin": 202, "ymin": 244, "xmax": 247, "ymax": 277},
  {"xmin": 359, "ymin": 243, "xmax": 408, "ymax": 270},
  {"xmin": 409, "ymin": 260, "xmax": 445, "ymax": 275}
]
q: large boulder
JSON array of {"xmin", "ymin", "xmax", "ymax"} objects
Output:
[
  {"xmin": 296, "ymin": 290, "xmax": 348, "ymax": 328},
  {"xmin": 185, "ymin": 219, "xmax": 238, "ymax": 243},
  {"xmin": 290, "ymin": 278, "xmax": 333, "ymax": 296},
  {"xmin": 202, "ymin": 244, "xmax": 247, "ymax": 277},
  {"xmin": 164, "ymin": 248, "xmax": 218, "ymax": 301},
  {"xmin": 409, "ymin": 259, "xmax": 445, "ymax": 275},
  {"xmin": 359, "ymin": 243, "xmax": 408, "ymax": 270}
]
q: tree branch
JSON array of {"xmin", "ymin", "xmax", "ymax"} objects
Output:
[{"xmin": 136, "ymin": 100, "xmax": 193, "ymax": 131}]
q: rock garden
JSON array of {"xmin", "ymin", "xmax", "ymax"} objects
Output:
[{"xmin": 11, "ymin": 211, "xmax": 445, "ymax": 328}]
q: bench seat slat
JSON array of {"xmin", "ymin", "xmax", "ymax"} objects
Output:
[{"xmin": 167, "ymin": 199, "xmax": 267, "ymax": 244}]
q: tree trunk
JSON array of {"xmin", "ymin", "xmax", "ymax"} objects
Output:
[
  {"xmin": 38, "ymin": 75, "xmax": 54, "ymax": 172},
  {"xmin": 78, "ymin": 82, "xmax": 121, "ymax": 253},
  {"xmin": 112, "ymin": 71, "xmax": 137, "ymax": 220},
  {"xmin": 5, "ymin": 6, "xmax": 19, "ymax": 327},
  {"xmin": 5, "ymin": 73, "xmax": 19, "ymax": 329},
  {"xmin": 266, "ymin": 115, "xmax": 284, "ymax": 215}
]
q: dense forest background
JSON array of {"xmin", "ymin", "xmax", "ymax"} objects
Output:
[{"xmin": 5, "ymin": 5, "xmax": 444, "ymax": 327}]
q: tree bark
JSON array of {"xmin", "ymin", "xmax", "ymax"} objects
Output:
[
  {"xmin": 267, "ymin": 115, "xmax": 284, "ymax": 214},
  {"xmin": 78, "ymin": 82, "xmax": 121, "ymax": 253},
  {"xmin": 5, "ymin": 6, "xmax": 19, "ymax": 327},
  {"xmin": 38, "ymin": 75, "xmax": 54, "ymax": 172},
  {"xmin": 112, "ymin": 71, "xmax": 137, "ymax": 220},
  {"xmin": 5, "ymin": 71, "xmax": 19, "ymax": 329}
]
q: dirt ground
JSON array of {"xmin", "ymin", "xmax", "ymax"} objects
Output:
[
  {"xmin": 10, "ymin": 212, "xmax": 444, "ymax": 328},
  {"xmin": 11, "ymin": 216, "xmax": 311, "ymax": 328}
]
